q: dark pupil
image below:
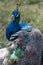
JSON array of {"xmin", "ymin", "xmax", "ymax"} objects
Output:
[
  {"xmin": 10, "ymin": 36, "xmax": 18, "ymax": 41},
  {"xmin": 16, "ymin": 13, "xmax": 19, "ymax": 18}
]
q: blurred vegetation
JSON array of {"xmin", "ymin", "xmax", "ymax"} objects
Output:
[{"xmin": 0, "ymin": 0, "xmax": 43, "ymax": 43}]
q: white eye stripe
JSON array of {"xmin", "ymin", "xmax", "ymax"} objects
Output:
[
  {"xmin": 16, "ymin": 14, "xmax": 19, "ymax": 17},
  {"xmin": 16, "ymin": 13, "xmax": 19, "ymax": 17}
]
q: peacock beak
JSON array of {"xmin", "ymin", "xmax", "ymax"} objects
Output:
[{"xmin": 10, "ymin": 15, "xmax": 15, "ymax": 21}]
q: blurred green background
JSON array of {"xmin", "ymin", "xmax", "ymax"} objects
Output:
[{"xmin": 0, "ymin": 0, "xmax": 43, "ymax": 42}]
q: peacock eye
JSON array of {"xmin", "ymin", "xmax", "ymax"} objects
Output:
[{"xmin": 16, "ymin": 13, "xmax": 19, "ymax": 17}]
